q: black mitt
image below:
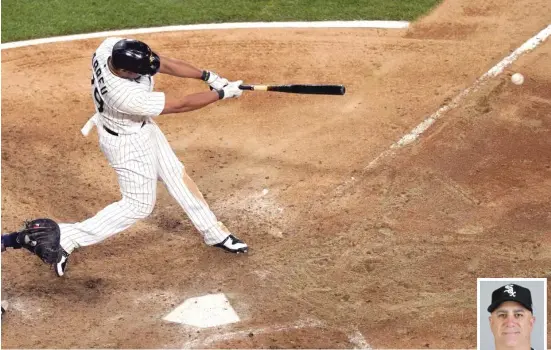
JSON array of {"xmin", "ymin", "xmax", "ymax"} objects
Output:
[{"xmin": 17, "ymin": 218, "xmax": 61, "ymax": 265}]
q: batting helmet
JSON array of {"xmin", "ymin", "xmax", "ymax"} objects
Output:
[{"xmin": 111, "ymin": 39, "xmax": 161, "ymax": 76}]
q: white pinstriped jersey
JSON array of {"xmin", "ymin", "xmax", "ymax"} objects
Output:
[
  {"xmin": 57, "ymin": 37, "xmax": 247, "ymax": 262},
  {"xmin": 91, "ymin": 37, "xmax": 165, "ymax": 134}
]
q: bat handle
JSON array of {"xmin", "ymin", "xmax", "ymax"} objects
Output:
[{"xmin": 238, "ymin": 85, "xmax": 253, "ymax": 91}]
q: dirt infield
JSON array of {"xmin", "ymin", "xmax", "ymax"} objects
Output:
[{"xmin": 2, "ymin": 0, "xmax": 550, "ymax": 348}]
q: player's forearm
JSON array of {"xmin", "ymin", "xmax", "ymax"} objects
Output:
[
  {"xmin": 158, "ymin": 56, "xmax": 204, "ymax": 79},
  {"xmin": 161, "ymin": 90, "xmax": 221, "ymax": 114}
]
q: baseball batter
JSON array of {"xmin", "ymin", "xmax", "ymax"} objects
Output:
[{"xmin": 55, "ymin": 37, "xmax": 248, "ymax": 276}]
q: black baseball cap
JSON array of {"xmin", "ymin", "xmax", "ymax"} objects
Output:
[{"xmin": 487, "ymin": 283, "xmax": 533, "ymax": 313}]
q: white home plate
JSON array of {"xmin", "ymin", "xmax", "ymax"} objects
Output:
[{"xmin": 163, "ymin": 293, "xmax": 240, "ymax": 328}]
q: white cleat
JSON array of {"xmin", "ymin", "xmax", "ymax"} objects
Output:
[
  {"xmin": 213, "ymin": 234, "xmax": 248, "ymax": 254},
  {"xmin": 1, "ymin": 300, "xmax": 9, "ymax": 317},
  {"xmin": 55, "ymin": 250, "xmax": 70, "ymax": 277}
]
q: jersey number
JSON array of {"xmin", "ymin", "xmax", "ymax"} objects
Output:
[{"xmin": 91, "ymin": 77, "xmax": 105, "ymax": 112}]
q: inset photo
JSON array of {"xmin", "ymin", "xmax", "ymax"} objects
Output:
[{"xmin": 478, "ymin": 278, "xmax": 547, "ymax": 350}]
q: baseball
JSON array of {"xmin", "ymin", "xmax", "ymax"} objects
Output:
[{"xmin": 511, "ymin": 73, "xmax": 524, "ymax": 85}]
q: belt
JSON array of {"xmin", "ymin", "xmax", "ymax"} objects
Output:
[{"xmin": 103, "ymin": 121, "xmax": 146, "ymax": 136}]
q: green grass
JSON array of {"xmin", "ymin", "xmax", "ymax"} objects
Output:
[{"xmin": 2, "ymin": 0, "xmax": 442, "ymax": 43}]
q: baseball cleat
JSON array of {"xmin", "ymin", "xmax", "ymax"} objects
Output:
[
  {"xmin": 214, "ymin": 234, "xmax": 248, "ymax": 254},
  {"xmin": 55, "ymin": 250, "xmax": 70, "ymax": 277},
  {"xmin": 1, "ymin": 300, "xmax": 8, "ymax": 317}
]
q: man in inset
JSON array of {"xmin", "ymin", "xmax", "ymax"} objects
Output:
[{"xmin": 488, "ymin": 283, "xmax": 536, "ymax": 350}]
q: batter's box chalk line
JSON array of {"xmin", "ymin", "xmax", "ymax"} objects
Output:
[{"xmin": 181, "ymin": 317, "xmax": 372, "ymax": 349}]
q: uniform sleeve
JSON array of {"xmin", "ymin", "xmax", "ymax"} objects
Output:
[{"xmin": 119, "ymin": 91, "xmax": 166, "ymax": 118}]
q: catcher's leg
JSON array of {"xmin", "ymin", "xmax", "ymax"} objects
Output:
[
  {"xmin": 150, "ymin": 123, "xmax": 247, "ymax": 252},
  {"xmin": 59, "ymin": 128, "xmax": 158, "ymax": 254}
]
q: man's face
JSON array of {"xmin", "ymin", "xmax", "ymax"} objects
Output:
[{"xmin": 489, "ymin": 301, "xmax": 535, "ymax": 348}]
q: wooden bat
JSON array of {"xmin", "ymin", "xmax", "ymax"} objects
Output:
[{"xmin": 238, "ymin": 84, "xmax": 346, "ymax": 95}]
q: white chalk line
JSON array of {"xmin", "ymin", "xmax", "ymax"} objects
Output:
[
  {"xmin": 348, "ymin": 329, "xmax": 373, "ymax": 349},
  {"xmin": 181, "ymin": 318, "xmax": 323, "ymax": 348},
  {"xmin": 181, "ymin": 318, "xmax": 372, "ymax": 349},
  {"xmin": 0, "ymin": 20, "xmax": 409, "ymax": 50},
  {"xmin": 364, "ymin": 23, "xmax": 551, "ymax": 171}
]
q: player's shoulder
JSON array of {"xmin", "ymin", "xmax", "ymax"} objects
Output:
[{"xmin": 97, "ymin": 37, "xmax": 125, "ymax": 53}]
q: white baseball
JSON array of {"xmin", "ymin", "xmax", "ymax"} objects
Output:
[{"xmin": 511, "ymin": 73, "xmax": 524, "ymax": 85}]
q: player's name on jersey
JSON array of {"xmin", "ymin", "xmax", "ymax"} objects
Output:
[
  {"xmin": 92, "ymin": 53, "xmax": 108, "ymax": 95},
  {"xmin": 92, "ymin": 52, "xmax": 107, "ymax": 112}
]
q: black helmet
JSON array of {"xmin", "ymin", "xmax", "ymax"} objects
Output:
[{"xmin": 111, "ymin": 39, "xmax": 160, "ymax": 76}]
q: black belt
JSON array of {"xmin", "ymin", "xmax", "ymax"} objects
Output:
[{"xmin": 104, "ymin": 121, "xmax": 146, "ymax": 136}]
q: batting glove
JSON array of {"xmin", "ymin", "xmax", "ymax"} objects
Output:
[
  {"xmin": 218, "ymin": 80, "xmax": 243, "ymax": 100},
  {"xmin": 201, "ymin": 70, "xmax": 229, "ymax": 90}
]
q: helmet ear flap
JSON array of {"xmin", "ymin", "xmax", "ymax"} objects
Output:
[{"xmin": 148, "ymin": 52, "xmax": 161, "ymax": 75}]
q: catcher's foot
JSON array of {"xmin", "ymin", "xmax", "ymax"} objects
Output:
[
  {"xmin": 213, "ymin": 234, "xmax": 248, "ymax": 254},
  {"xmin": 1, "ymin": 300, "xmax": 8, "ymax": 318},
  {"xmin": 55, "ymin": 250, "xmax": 69, "ymax": 277}
]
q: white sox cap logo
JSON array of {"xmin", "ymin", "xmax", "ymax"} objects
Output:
[{"xmin": 504, "ymin": 284, "xmax": 516, "ymax": 297}]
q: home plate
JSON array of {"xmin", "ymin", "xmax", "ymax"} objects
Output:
[{"xmin": 162, "ymin": 293, "xmax": 240, "ymax": 328}]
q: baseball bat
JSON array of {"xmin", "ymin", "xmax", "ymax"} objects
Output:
[{"xmin": 238, "ymin": 84, "xmax": 346, "ymax": 95}]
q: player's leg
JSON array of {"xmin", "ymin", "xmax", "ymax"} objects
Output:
[
  {"xmin": 149, "ymin": 123, "xmax": 247, "ymax": 252},
  {"xmin": 59, "ymin": 129, "xmax": 158, "ymax": 265}
]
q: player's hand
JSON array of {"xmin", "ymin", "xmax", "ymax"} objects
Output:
[
  {"xmin": 202, "ymin": 70, "xmax": 229, "ymax": 90},
  {"xmin": 220, "ymin": 80, "xmax": 243, "ymax": 100}
]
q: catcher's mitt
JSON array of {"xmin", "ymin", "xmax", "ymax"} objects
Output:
[{"xmin": 17, "ymin": 218, "xmax": 61, "ymax": 265}]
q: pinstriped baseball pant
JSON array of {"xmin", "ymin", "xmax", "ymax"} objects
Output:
[{"xmin": 59, "ymin": 121, "xmax": 230, "ymax": 254}]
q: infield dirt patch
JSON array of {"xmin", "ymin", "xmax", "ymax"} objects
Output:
[{"xmin": 2, "ymin": 0, "xmax": 550, "ymax": 348}]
